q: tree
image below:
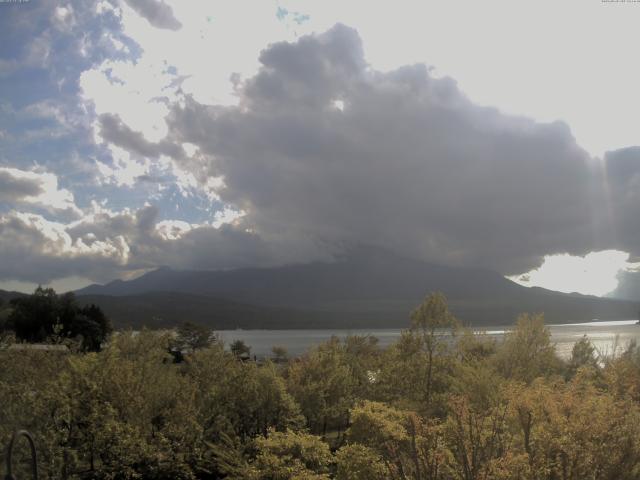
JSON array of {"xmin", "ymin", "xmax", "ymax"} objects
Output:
[
  {"xmin": 335, "ymin": 444, "xmax": 387, "ymax": 480},
  {"xmin": 175, "ymin": 321, "xmax": 217, "ymax": 352},
  {"xmin": 230, "ymin": 339, "xmax": 251, "ymax": 358},
  {"xmin": 409, "ymin": 292, "xmax": 459, "ymax": 406},
  {"xmin": 7, "ymin": 287, "xmax": 111, "ymax": 351},
  {"xmin": 286, "ymin": 337, "xmax": 356, "ymax": 437},
  {"xmin": 493, "ymin": 313, "xmax": 559, "ymax": 383},
  {"xmin": 247, "ymin": 429, "xmax": 333, "ymax": 480},
  {"xmin": 445, "ymin": 395, "xmax": 514, "ymax": 480},
  {"xmin": 566, "ymin": 334, "xmax": 599, "ymax": 379},
  {"xmin": 187, "ymin": 347, "xmax": 303, "ymax": 443},
  {"xmin": 70, "ymin": 303, "xmax": 112, "ymax": 352},
  {"xmin": 346, "ymin": 401, "xmax": 450, "ymax": 479},
  {"xmin": 9, "ymin": 286, "xmax": 59, "ymax": 342},
  {"xmin": 507, "ymin": 378, "xmax": 640, "ymax": 479},
  {"xmin": 271, "ymin": 345, "xmax": 288, "ymax": 363}
]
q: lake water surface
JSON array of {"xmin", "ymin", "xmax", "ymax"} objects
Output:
[{"xmin": 218, "ymin": 320, "xmax": 640, "ymax": 359}]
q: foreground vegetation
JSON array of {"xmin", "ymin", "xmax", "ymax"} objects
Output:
[{"xmin": 3, "ymin": 293, "xmax": 640, "ymax": 479}]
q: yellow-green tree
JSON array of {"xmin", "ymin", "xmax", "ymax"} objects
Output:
[
  {"xmin": 286, "ymin": 337, "xmax": 356, "ymax": 437},
  {"xmin": 411, "ymin": 293, "xmax": 459, "ymax": 404},
  {"xmin": 494, "ymin": 313, "xmax": 559, "ymax": 383},
  {"xmin": 346, "ymin": 401, "xmax": 451, "ymax": 479},
  {"xmin": 247, "ymin": 429, "xmax": 333, "ymax": 480}
]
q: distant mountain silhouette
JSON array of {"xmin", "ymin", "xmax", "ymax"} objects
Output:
[
  {"xmin": 77, "ymin": 247, "xmax": 520, "ymax": 305},
  {"xmin": 74, "ymin": 292, "xmax": 398, "ymax": 330},
  {"xmin": 74, "ymin": 247, "xmax": 640, "ymax": 328},
  {"xmin": 0, "ymin": 290, "xmax": 26, "ymax": 304}
]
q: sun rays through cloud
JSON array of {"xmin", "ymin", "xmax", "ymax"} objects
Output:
[{"xmin": 511, "ymin": 250, "xmax": 640, "ymax": 297}]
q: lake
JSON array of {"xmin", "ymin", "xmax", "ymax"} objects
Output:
[{"xmin": 218, "ymin": 320, "xmax": 640, "ymax": 359}]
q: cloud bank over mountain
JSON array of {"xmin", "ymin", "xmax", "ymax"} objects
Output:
[
  {"xmin": 1, "ymin": 1, "xmax": 639, "ymax": 296},
  {"xmin": 167, "ymin": 24, "xmax": 613, "ymax": 276}
]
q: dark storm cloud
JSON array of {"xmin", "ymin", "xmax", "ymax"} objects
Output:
[
  {"xmin": 122, "ymin": 0, "xmax": 182, "ymax": 31},
  {"xmin": 602, "ymin": 147, "xmax": 640, "ymax": 299},
  {"xmin": 166, "ymin": 24, "xmax": 610, "ymax": 275},
  {"xmin": 5, "ymin": 23, "xmax": 640, "ymax": 286},
  {"xmin": 599, "ymin": 147, "xmax": 640, "ymax": 258}
]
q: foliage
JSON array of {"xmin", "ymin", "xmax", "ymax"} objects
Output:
[
  {"xmin": 4, "ymin": 287, "xmax": 112, "ymax": 351},
  {"xmin": 3, "ymin": 293, "xmax": 640, "ymax": 479},
  {"xmin": 247, "ymin": 429, "xmax": 333, "ymax": 479},
  {"xmin": 566, "ymin": 334, "xmax": 599, "ymax": 379},
  {"xmin": 230, "ymin": 339, "xmax": 251, "ymax": 358},
  {"xmin": 272, "ymin": 345, "xmax": 289, "ymax": 363},
  {"xmin": 410, "ymin": 292, "xmax": 459, "ymax": 407},
  {"xmin": 174, "ymin": 321, "xmax": 218, "ymax": 352},
  {"xmin": 335, "ymin": 444, "xmax": 387, "ymax": 480},
  {"xmin": 346, "ymin": 401, "xmax": 451, "ymax": 479},
  {"xmin": 493, "ymin": 313, "xmax": 559, "ymax": 383},
  {"xmin": 286, "ymin": 337, "xmax": 357, "ymax": 437},
  {"xmin": 376, "ymin": 294, "xmax": 459, "ymax": 414}
]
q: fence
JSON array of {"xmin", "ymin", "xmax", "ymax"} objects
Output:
[{"xmin": 4, "ymin": 430, "xmax": 38, "ymax": 480}]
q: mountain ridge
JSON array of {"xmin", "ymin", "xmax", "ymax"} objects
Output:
[{"xmin": 73, "ymin": 248, "xmax": 640, "ymax": 328}]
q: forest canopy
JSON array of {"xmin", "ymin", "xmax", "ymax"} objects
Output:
[
  {"xmin": 1, "ymin": 287, "xmax": 111, "ymax": 352},
  {"xmin": 2, "ymin": 293, "xmax": 640, "ymax": 479}
]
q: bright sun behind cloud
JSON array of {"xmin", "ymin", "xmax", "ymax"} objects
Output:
[{"xmin": 510, "ymin": 250, "xmax": 636, "ymax": 297}]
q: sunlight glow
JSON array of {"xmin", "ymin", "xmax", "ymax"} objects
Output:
[{"xmin": 510, "ymin": 250, "xmax": 637, "ymax": 297}]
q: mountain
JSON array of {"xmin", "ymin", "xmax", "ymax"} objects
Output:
[
  {"xmin": 76, "ymin": 247, "xmax": 640, "ymax": 328},
  {"xmin": 77, "ymin": 247, "xmax": 520, "ymax": 305},
  {"xmin": 75, "ymin": 292, "xmax": 392, "ymax": 330},
  {"xmin": 0, "ymin": 289, "xmax": 26, "ymax": 304}
]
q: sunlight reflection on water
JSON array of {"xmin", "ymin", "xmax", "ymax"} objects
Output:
[{"xmin": 218, "ymin": 319, "xmax": 640, "ymax": 360}]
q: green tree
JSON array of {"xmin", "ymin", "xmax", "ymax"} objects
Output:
[
  {"xmin": 445, "ymin": 394, "xmax": 513, "ymax": 480},
  {"xmin": 286, "ymin": 337, "xmax": 356, "ymax": 437},
  {"xmin": 174, "ymin": 321, "xmax": 217, "ymax": 352},
  {"xmin": 8, "ymin": 286, "xmax": 59, "ymax": 342},
  {"xmin": 566, "ymin": 334, "xmax": 599, "ymax": 379},
  {"xmin": 271, "ymin": 345, "xmax": 289, "ymax": 363},
  {"xmin": 346, "ymin": 401, "xmax": 450, "ymax": 480},
  {"xmin": 70, "ymin": 303, "xmax": 112, "ymax": 352},
  {"xmin": 335, "ymin": 444, "xmax": 387, "ymax": 480},
  {"xmin": 230, "ymin": 339, "xmax": 251, "ymax": 358},
  {"xmin": 493, "ymin": 313, "xmax": 559, "ymax": 383},
  {"xmin": 247, "ymin": 429, "xmax": 333, "ymax": 480},
  {"xmin": 187, "ymin": 346, "xmax": 303, "ymax": 444},
  {"xmin": 410, "ymin": 292, "xmax": 459, "ymax": 405},
  {"xmin": 508, "ymin": 378, "xmax": 640, "ymax": 479},
  {"xmin": 7, "ymin": 287, "xmax": 111, "ymax": 351}
]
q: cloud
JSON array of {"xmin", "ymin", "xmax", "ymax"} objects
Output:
[
  {"xmin": 3, "ymin": 20, "xmax": 640, "ymax": 289},
  {"xmin": 166, "ymin": 24, "xmax": 609, "ymax": 275},
  {"xmin": 597, "ymin": 147, "xmax": 640, "ymax": 299},
  {"xmin": 603, "ymin": 147, "xmax": 640, "ymax": 254},
  {"xmin": 0, "ymin": 167, "xmax": 82, "ymax": 217},
  {"xmin": 0, "ymin": 211, "xmax": 129, "ymax": 283},
  {"xmin": 0, "ymin": 203, "xmax": 276, "ymax": 284},
  {"xmin": 0, "ymin": 169, "xmax": 44, "ymax": 201},
  {"xmin": 121, "ymin": 0, "xmax": 182, "ymax": 31},
  {"xmin": 610, "ymin": 268, "xmax": 640, "ymax": 301},
  {"xmin": 94, "ymin": 145, "xmax": 152, "ymax": 188},
  {"xmin": 98, "ymin": 112, "xmax": 183, "ymax": 159}
]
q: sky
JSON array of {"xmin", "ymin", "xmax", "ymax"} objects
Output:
[{"xmin": 0, "ymin": 0, "xmax": 639, "ymax": 298}]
